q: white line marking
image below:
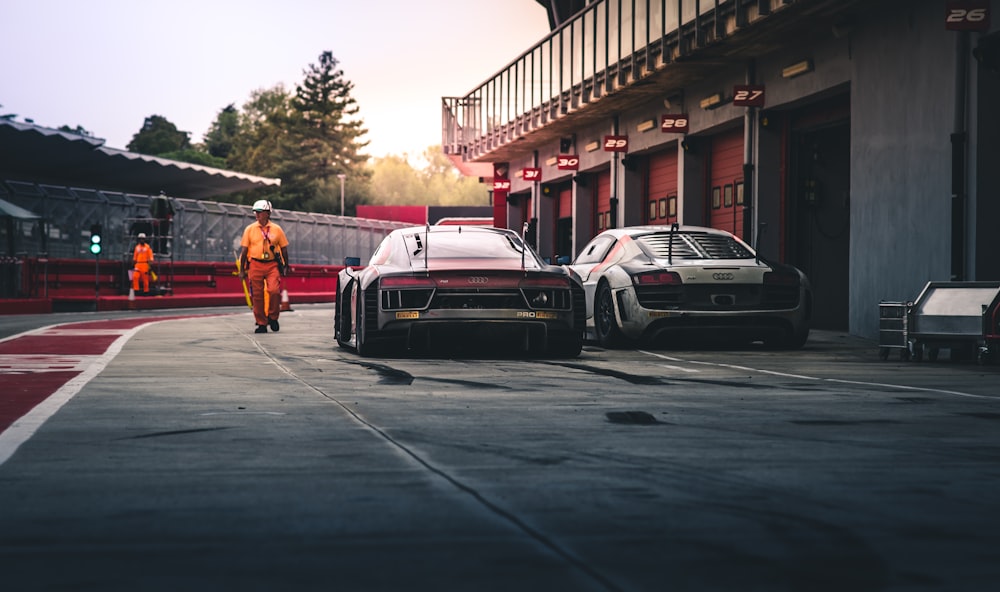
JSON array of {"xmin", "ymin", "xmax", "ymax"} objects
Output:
[
  {"xmin": 638, "ymin": 349, "xmax": 997, "ymax": 400},
  {"xmin": 658, "ymin": 364, "xmax": 700, "ymax": 373},
  {"xmin": 0, "ymin": 322, "xmax": 158, "ymax": 467}
]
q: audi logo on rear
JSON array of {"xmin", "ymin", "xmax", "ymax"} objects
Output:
[
  {"xmin": 467, "ymin": 276, "xmax": 489, "ymax": 284},
  {"xmin": 712, "ymin": 273, "xmax": 735, "ymax": 280}
]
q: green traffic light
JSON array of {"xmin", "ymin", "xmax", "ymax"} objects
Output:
[{"xmin": 90, "ymin": 243, "xmax": 102, "ymax": 255}]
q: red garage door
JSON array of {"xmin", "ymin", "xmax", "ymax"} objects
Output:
[
  {"xmin": 708, "ymin": 128, "xmax": 745, "ymax": 238},
  {"xmin": 646, "ymin": 147, "xmax": 678, "ymax": 225},
  {"xmin": 595, "ymin": 169, "xmax": 612, "ymax": 232}
]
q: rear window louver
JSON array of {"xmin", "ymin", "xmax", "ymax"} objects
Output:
[{"xmin": 639, "ymin": 232, "xmax": 753, "ymax": 260}]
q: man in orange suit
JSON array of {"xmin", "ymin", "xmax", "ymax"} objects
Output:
[
  {"xmin": 132, "ymin": 232, "xmax": 154, "ymax": 295},
  {"xmin": 238, "ymin": 200, "xmax": 290, "ymax": 334}
]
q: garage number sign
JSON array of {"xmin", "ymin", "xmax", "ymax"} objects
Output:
[
  {"xmin": 557, "ymin": 155, "xmax": 580, "ymax": 170},
  {"xmin": 661, "ymin": 114, "xmax": 689, "ymax": 133},
  {"xmin": 522, "ymin": 167, "xmax": 542, "ymax": 182},
  {"xmin": 733, "ymin": 85, "xmax": 765, "ymax": 107},
  {"xmin": 946, "ymin": 1, "xmax": 990, "ymax": 31},
  {"xmin": 603, "ymin": 135, "xmax": 629, "ymax": 152}
]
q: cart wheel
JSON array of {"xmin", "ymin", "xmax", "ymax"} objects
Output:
[
  {"xmin": 977, "ymin": 349, "xmax": 988, "ymax": 365},
  {"xmin": 879, "ymin": 347, "xmax": 889, "ymax": 361},
  {"xmin": 928, "ymin": 347, "xmax": 939, "ymax": 362}
]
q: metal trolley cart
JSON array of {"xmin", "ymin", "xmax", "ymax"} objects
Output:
[
  {"xmin": 878, "ymin": 301, "xmax": 911, "ymax": 361},
  {"xmin": 907, "ymin": 281, "xmax": 1000, "ymax": 365}
]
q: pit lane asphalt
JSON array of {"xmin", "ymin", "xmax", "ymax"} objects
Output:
[{"xmin": 1, "ymin": 305, "xmax": 999, "ymax": 591}]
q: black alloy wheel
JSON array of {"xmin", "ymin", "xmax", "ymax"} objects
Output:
[{"xmin": 595, "ymin": 282, "xmax": 626, "ymax": 348}]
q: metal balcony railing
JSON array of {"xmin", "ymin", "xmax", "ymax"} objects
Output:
[{"xmin": 443, "ymin": 0, "xmax": 787, "ymax": 161}]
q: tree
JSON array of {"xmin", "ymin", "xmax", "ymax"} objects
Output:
[
  {"xmin": 57, "ymin": 125, "xmax": 95, "ymax": 138},
  {"xmin": 369, "ymin": 146, "xmax": 490, "ymax": 207},
  {"xmin": 127, "ymin": 115, "xmax": 190, "ymax": 155},
  {"xmin": 203, "ymin": 104, "xmax": 239, "ymax": 159},
  {"xmin": 286, "ymin": 51, "xmax": 372, "ymax": 213}
]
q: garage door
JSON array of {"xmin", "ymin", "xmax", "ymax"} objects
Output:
[
  {"xmin": 595, "ymin": 169, "xmax": 612, "ymax": 232},
  {"xmin": 645, "ymin": 147, "xmax": 678, "ymax": 225},
  {"xmin": 707, "ymin": 128, "xmax": 745, "ymax": 237}
]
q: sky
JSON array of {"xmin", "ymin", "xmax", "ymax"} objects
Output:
[{"xmin": 1, "ymin": 0, "xmax": 551, "ymax": 160}]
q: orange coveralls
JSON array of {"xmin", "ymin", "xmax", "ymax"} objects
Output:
[
  {"xmin": 132, "ymin": 242, "xmax": 154, "ymax": 293},
  {"xmin": 240, "ymin": 221, "xmax": 289, "ymax": 327}
]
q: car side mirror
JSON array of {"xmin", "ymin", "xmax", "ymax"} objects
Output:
[{"xmin": 344, "ymin": 256, "xmax": 361, "ymax": 266}]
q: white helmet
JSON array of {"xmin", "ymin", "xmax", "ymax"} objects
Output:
[{"xmin": 252, "ymin": 199, "xmax": 272, "ymax": 212}]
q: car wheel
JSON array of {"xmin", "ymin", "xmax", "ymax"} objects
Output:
[
  {"xmin": 595, "ymin": 282, "xmax": 627, "ymax": 348},
  {"xmin": 355, "ymin": 291, "xmax": 372, "ymax": 356},
  {"xmin": 335, "ymin": 278, "xmax": 353, "ymax": 349},
  {"xmin": 355, "ymin": 289, "xmax": 385, "ymax": 357}
]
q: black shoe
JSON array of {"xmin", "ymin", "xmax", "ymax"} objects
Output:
[
  {"xmin": 269, "ymin": 319, "xmax": 280, "ymax": 332},
  {"xmin": 254, "ymin": 325, "xmax": 267, "ymax": 334}
]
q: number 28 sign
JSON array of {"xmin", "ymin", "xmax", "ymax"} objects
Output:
[{"xmin": 661, "ymin": 114, "xmax": 689, "ymax": 133}]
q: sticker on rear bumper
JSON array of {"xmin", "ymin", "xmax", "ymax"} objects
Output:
[{"xmin": 517, "ymin": 311, "xmax": 558, "ymax": 319}]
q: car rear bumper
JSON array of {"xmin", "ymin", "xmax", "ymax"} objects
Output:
[
  {"xmin": 373, "ymin": 311, "xmax": 582, "ymax": 354},
  {"xmin": 613, "ymin": 286, "xmax": 809, "ymax": 341}
]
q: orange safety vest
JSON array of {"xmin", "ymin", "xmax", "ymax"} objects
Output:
[
  {"xmin": 241, "ymin": 222, "xmax": 289, "ymax": 261},
  {"xmin": 133, "ymin": 243, "xmax": 154, "ymax": 271}
]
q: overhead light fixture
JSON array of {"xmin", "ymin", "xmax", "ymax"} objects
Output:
[
  {"xmin": 700, "ymin": 93, "xmax": 723, "ymax": 110},
  {"xmin": 546, "ymin": 156, "xmax": 558, "ymax": 166},
  {"xmin": 782, "ymin": 59, "xmax": 814, "ymax": 79},
  {"xmin": 637, "ymin": 119, "xmax": 656, "ymax": 133},
  {"xmin": 585, "ymin": 141, "xmax": 600, "ymax": 152}
]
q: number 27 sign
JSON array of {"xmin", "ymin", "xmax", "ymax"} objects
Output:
[{"xmin": 733, "ymin": 85, "xmax": 765, "ymax": 107}]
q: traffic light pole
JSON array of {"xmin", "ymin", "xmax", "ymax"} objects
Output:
[{"xmin": 94, "ymin": 253, "xmax": 100, "ymax": 301}]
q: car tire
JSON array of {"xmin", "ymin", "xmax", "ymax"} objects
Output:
[
  {"xmin": 335, "ymin": 278, "xmax": 353, "ymax": 349},
  {"xmin": 595, "ymin": 282, "xmax": 627, "ymax": 348},
  {"xmin": 355, "ymin": 290, "xmax": 372, "ymax": 356},
  {"xmin": 355, "ymin": 289, "xmax": 386, "ymax": 357}
]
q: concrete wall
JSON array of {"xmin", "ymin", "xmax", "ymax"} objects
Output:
[{"xmin": 849, "ymin": 0, "xmax": 957, "ymax": 337}]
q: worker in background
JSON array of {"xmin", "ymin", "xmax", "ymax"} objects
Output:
[
  {"xmin": 132, "ymin": 232, "xmax": 154, "ymax": 295},
  {"xmin": 238, "ymin": 200, "xmax": 290, "ymax": 334}
]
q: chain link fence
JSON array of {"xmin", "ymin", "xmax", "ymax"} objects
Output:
[{"xmin": 1, "ymin": 179, "xmax": 410, "ymax": 266}]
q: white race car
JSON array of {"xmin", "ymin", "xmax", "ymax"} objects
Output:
[{"xmin": 567, "ymin": 225, "xmax": 812, "ymax": 349}]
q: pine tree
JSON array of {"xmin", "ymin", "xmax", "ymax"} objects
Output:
[
  {"xmin": 204, "ymin": 104, "xmax": 240, "ymax": 159},
  {"xmin": 287, "ymin": 51, "xmax": 371, "ymax": 213},
  {"xmin": 127, "ymin": 115, "xmax": 190, "ymax": 155}
]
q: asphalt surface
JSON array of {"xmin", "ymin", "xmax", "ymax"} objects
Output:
[{"xmin": 1, "ymin": 305, "xmax": 999, "ymax": 591}]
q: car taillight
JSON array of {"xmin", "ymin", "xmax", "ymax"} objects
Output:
[
  {"xmin": 380, "ymin": 276, "xmax": 436, "ymax": 288},
  {"xmin": 632, "ymin": 271, "xmax": 682, "ymax": 286},
  {"xmin": 763, "ymin": 270, "xmax": 799, "ymax": 286}
]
